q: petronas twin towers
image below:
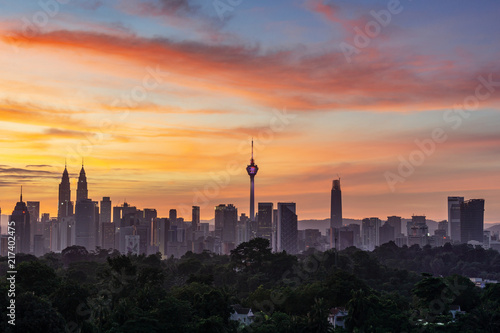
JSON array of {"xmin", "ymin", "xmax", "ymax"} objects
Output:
[{"xmin": 58, "ymin": 162, "xmax": 88, "ymax": 219}]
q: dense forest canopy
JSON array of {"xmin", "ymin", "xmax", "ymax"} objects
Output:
[{"xmin": 1, "ymin": 240, "xmax": 500, "ymax": 333}]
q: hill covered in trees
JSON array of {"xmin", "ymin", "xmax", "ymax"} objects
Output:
[{"xmin": 1, "ymin": 240, "xmax": 500, "ymax": 332}]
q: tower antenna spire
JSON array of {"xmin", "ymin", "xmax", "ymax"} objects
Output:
[
  {"xmin": 251, "ymin": 138, "xmax": 254, "ymax": 162},
  {"xmin": 20, "ymin": 185, "xmax": 23, "ymax": 202}
]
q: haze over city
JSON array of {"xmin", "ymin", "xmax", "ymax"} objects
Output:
[{"xmin": 0, "ymin": 0, "xmax": 499, "ymax": 223}]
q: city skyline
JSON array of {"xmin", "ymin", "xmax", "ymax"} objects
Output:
[
  {"xmin": 0, "ymin": 163, "xmax": 496, "ymax": 227},
  {"xmin": 0, "ymin": 1, "xmax": 500, "ymax": 223}
]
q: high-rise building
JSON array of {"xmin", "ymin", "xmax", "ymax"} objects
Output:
[
  {"xmin": 347, "ymin": 224, "xmax": 361, "ymax": 248},
  {"xmin": 59, "ymin": 216, "xmax": 75, "ymax": 250},
  {"xmin": 407, "ymin": 216, "xmax": 428, "ymax": 247},
  {"xmin": 58, "ymin": 165, "xmax": 73, "ymax": 219},
  {"xmin": 460, "ymin": 199, "xmax": 485, "ymax": 244},
  {"xmin": 27, "ymin": 201, "xmax": 40, "ymax": 223},
  {"xmin": 448, "ymin": 196, "xmax": 464, "ymax": 243},
  {"xmin": 379, "ymin": 222, "xmax": 395, "ymax": 245},
  {"xmin": 27, "ymin": 201, "xmax": 40, "ymax": 252},
  {"xmin": 257, "ymin": 203, "xmax": 273, "ymax": 243},
  {"xmin": 144, "ymin": 208, "xmax": 157, "ymax": 224},
  {"xmin": 215, "ymin": 204, "xmax": 225, "ymax": 236},
  {"xmin": 276, "ymin": 202, "xmax": 298, "ymax": 254},
  {"xmin": 246, "ymin": 139, "xmax": 259, "ymax": 222},
  {"xmin": 387, "ymin": 216, "xmax": 402, "ymax": 238},
  {"xmin": 192, "ymin": 206, "xmax": 200, "ymax": 232},
  {"xmin": 214, "ymin": 204, "xmax": 238, "ymax": 254},
  {"xmin": 76, "ymin": 163, "xmax": 88, "ymax": 202},
  {"xmin": 169, "ymin": 209, "xmax": 177, "ymax": 225},
  {"xmin": 330, "ymin": 178, "xmax": 342, "ymax": 229},
  {"xmin": 100, "ymin": 197, "xmax": 112, "ymax": 223},
  {"xmin": 75, "ymin": 199, "xmax": 96, "ymax": 251},
  {"xmin": 362, "ymin": 217, "xmax": 381, "ymax": 251},
  {"xmin": 10, "ymin": 188, "xmax": 30, "ymax": 254},
  {"xmin": 113, "ymin": 206, "xmax": 123, "ymax": 225}
]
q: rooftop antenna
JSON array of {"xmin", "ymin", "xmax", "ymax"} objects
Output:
[{"xmin": 20, "ymin": 185, "xmax": 23, "ymax": 202}]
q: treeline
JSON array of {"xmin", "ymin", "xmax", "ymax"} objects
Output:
[{"xmin": 1, "ymin": 240, "xmax": 500, "ymax": 332}]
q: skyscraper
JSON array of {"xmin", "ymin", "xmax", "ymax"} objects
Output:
[
  {"xmin": 214, "ymin": 204, "xmax": 238, "ymax": 254},
  {"xmin": 407, "ymin": 216, "xmax": 428, "ymax": 248},
  {"xmin": 362, "ymin": 217, "xmax": 381, "ymax": 251},
  {"xmin": 75, "ymin": 198, "xmax": 96, "ymax": 251},
  {"xmin": 100, "ymin": 197, "xmax": 112, "ymax": 223},
  {"xmin": 169, "ymin": 209, "xmax": 177, "ymax": 225},
  {"xmin": 10, "ymin": 188, "xmax": 30, "ymax": 254},
  {"xmin": 257, "ymin": 202, "xmax": 273, "ymax": 243},
  {"xmin": 276, "ymin": 202, "xmax": 298, "ymax": 254},
  {"xmin": 76, "ymin": 163, "xmax": 88, "ymax": 202},
  {"xmin": 460, "ymin": 199, "xmax": 485, "ymax": 244},
  {"xmin": 387, "ymin": 216, "xmax": 402, "ymax": 238},
  {"xmin": 246, "ymin": 139, "xmax": 258, "ymax": 222},
  {"xmin": 330, "ymin": 178, "xmax": 342, "ymax": 229},
  {"xmin": 27, "ymin": 201, "xmax": 40, "ymax": 251},
  {"xmin": 58, "ymin": 164, "xmax": 73, "ymax": 219},
  {"xmin": 448, "ymin": 196, "xmax": 464, "ymax": 243},
  {"xmin": 192, "ymin": 206, "xmax": 200, "ymax": 232}
]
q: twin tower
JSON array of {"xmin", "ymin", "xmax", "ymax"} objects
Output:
[{"xmin": 58, "ymin": 163, "xmax": 88, "ymax": 219}]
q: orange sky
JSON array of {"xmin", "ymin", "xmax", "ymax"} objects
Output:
[{"xmin": 0, "ymin": 0, "xmax": 499, "ymax": 223}]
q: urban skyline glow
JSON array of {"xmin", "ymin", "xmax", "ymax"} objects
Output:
[{"xmin": 0, "ymin": 1, "xmax": 499, "ymax": 224}]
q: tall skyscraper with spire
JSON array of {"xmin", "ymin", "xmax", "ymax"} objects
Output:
[
  {"xmin": 58, "ymin": 163, "xmax": 73, "ymax": 219},
  {"xmin": 246, "ymin": 139, "xmax": 258, "ymax": 222},
  {"xmin": 10, "ymin": 187, "xmax": 31, "ymax": 254},
  {"xmin": 77, "ymin": 161, "xmax": 88, "ymax": 202},
  {"xmin": 330, "ymin": 178, "xmax": 342, "ymax": 229}
]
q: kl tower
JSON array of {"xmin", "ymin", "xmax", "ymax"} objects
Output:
[{"xmin": 246, "ymin": 139, "xmax": 259, "ymax": 221}]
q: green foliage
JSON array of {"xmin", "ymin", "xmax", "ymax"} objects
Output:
[{"xmin": 1, "ymin": 243, "xmax": 499, "ymax": 332}]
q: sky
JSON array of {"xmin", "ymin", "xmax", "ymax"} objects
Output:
[{"xmin": 0, "ymin": 0, "xmax": 499, "ymax": 223}]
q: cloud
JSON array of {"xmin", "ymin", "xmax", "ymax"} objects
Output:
[
  {"xmin": 3, "ymin": 28, "xmax": 500, "ymax": 114},
  {"xmin": 116, "ymin": 0, "xmax": 227, "ymax": 41}
]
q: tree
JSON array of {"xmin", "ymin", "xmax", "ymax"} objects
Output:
[
  {"xmin": 307, "ymin": 298, "xmax": 333, "ymax": 333},
  {"xmin": 231, "ymin": 238, "xmax": 272, "ymax": 273},
  {"xmin": 17, "ymin": 260, "xmax": 59, "ymax": 296},
  {"xmin": 61, "ymin": 245, "xmax": 89, "ymax": 266},
  {"xmin": 346, "ymin": 289, "xmax": 373, "ymax": 332},
  {"xmin": 15, "ymin": 292, "xmax": 66, "ymax": 333}
]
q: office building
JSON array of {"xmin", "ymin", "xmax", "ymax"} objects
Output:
[
  {"xmin": 100, "ymin": 197, "xmax": 112, "ymax": 223},
  {"xmin": 276, "ymin": 202, "xmax": 298, "ymax": 254},
  {"xmin": 460, "ymin": 199, "xmax": 485, "ymax": 244},
  {"xmin": 387, "ymin": 216, "xmax": 402, "ymax": 238},
  {"xmin": 257, "ymin": 203, "xmax": 273, "ymax": 243},
  {"xmin": 75, "ymin": 199, "xmax": 96, "ymax": 251},
  {"xmin": 362, "ymin": 218, "xmax": 381, "ymax": 251},
  {"xmin": 448, "ymin": 196, "xmax": 464, "ymax": 243}
]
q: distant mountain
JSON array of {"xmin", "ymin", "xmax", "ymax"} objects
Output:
[
  {"xmin": 299, "ymin": 217, "xmax": 441, "ymax": 236},
  {"xmin": 486, "ymin": 224, "xmax": 500, "ymax": 233}
]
